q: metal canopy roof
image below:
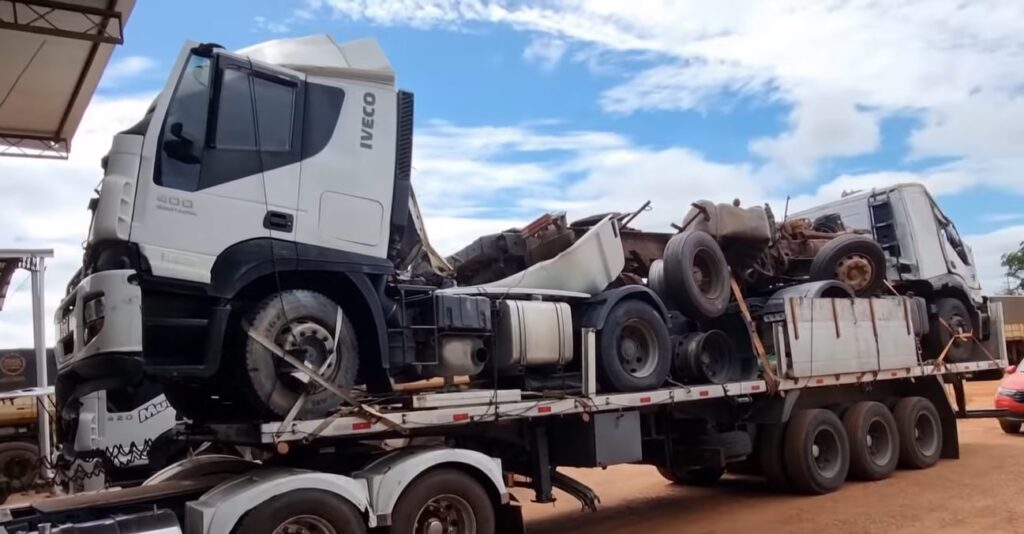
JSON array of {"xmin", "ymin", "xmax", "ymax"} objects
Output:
[{"xmin": 0, "ymin": 0, "xmax": 134, "ymax": 159}]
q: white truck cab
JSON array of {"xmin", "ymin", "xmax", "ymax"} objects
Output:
[
  {"xmin": 793, "ymin": 183, "xmax": 988, "ymax": 362},
  {"xmin": 793, "ymin": 183, "xmax": 982, "ymax": 304}
]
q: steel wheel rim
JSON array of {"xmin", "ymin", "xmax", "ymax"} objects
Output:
[
  {"xmin": 835, "ymin": 253, "xmax": 874, "ymax": 291},
  {"xmin": 415, "ymin": 494, "xmax": 476, "ymax": 534},
  {"xmin": 945, "ymin": 312, "xmax": 969, "ymax": 348},
  {"xmin": 276, "ymin": 319, "xmax": 338, "ymax": 393},
  {"xmin": 620, "ymin": 318, "xmax": 659, "ymax": 378},
  {"xmin": 811, "ymin": 426, "xmax": 842, "ymax": 479},
  {"xmin": 865, "ymin": 417, "xmax": 893, "ymax": 466},
  {"xmin": 272, "ymin": 514, "xmax": 337, "ymax": 534},
  {"xmin": 692, "ymin": 247, "xmax": 722, "ymax": 299},
  {"xmin": 914, "ymin": 410, "xmax": 940, "ymax": 457}
]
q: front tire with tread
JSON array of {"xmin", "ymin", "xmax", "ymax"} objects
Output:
[{"xmin": 241, "ymin": 290, "xmax": 359, "ymax": 420}]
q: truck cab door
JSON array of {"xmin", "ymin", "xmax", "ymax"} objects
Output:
[{"xmin": 131, "ymin": 45, "xmax": 305, "ymax": 284}]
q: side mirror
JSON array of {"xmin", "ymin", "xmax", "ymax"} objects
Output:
[
  {"xmin": 163, "ymin": 122, "xmax": 200, "ymax": 164},
  {"xmin": 1007, "ymin": 365, "xmax": 1017, "ymax": 375}
]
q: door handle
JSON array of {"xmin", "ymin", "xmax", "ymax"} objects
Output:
[{"xmin": 263, "ymin": 211, "xmax": 294, "ymax": 232}]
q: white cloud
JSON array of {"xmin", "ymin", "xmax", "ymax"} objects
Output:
[
  {"xmin": 100, "ymin": 56, "xmax": 157, "ymax": 88},
  {"xmin": 254, "ymin": 15, "xmax": 291, "ymax": 34},
  {"xmin": 310, "ymin": 0, "xmax": 1024, "ymax": 186},
  {"xmin": 750, "ymin": 93, "xmax": 880, "ymax": 179},
  {"xmin": 0, "ymin": 94, "xmax": 153, "ymax": 348},
  {"xmin": 523, "ymin": 36, "xmax": 567, "ymax": 71},
  {"xmin": 966, "ymin": 225, "xmax": 1024, "ymax": 295},
  {"xmin": 983, "ymin": 213, "xmax": 1024, "ymax": 223}
]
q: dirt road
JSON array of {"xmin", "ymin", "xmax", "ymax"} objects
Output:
[{"xmin": 520, "ymin": 380, "xmax": 1021, "ymax": 534}]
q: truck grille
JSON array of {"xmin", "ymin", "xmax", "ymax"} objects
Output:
[{"xmin": 1012, "ymin": 391, "xmax": 1024, "ymax": 403}]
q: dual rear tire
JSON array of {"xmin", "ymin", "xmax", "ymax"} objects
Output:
[
  {"xmin": 767, "ymin": 397, "xmax": 941, "ymax": 495},
  {"xmin": 233, "ymin": 469, "xmax": 495, "ymax": 534}
]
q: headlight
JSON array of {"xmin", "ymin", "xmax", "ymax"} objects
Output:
[
  {"xmin": 997, "ymin": 387, "xmax": 1018, "ymax": 397},
  {"xmin": 82, "ymin": 296, "xmax": 105, "ymax": 324},
  {"xmin": 82, "ymin": 295, "xmax": 106, "ymax": 344}
]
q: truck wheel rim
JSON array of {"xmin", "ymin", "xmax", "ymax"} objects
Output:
[
  {"xmin": 277, "ymin": 319, "xmax": 338, "ymax": 392},
  {"xmin": 273, "ymin": 514, "xmax": 337, "ymax": 534},
  {"xmin": 620, "ymin": 319, "xmax": 659, "ymax": 378},
  {"xmin": 692, "ymin": 247, "xmax": 723, "ymax": 299},
  {"xmin": 416, "ymin": 494, "xmax": 476, "ymax": 534},
  {"xmin": 835, "ymin": 254, "xmax": 873, "ymax": 291},
  {"xmin": 811, "ymin": 427, "xmax": 842, "ymax": 479},
  {"xmin": 866, "ymin": 418, "xmax": 893, "ymax": 466},
  {"xmin": 914, "ymin": 411, "xmax": 939, "ymax": 456}
]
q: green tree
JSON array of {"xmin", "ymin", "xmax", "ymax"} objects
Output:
[{"xmin": 1003, "ymin": 240, "xmax": 1024, "ymax": 294}]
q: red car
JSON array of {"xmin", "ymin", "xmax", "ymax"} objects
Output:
[{"xmin": 995, "ymin": 364, "xmax": 1024, "ymax": 433}]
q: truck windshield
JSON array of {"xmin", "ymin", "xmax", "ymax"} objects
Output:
[
  {"xmin": 155, "ymin": 53, "xmax": 212, "ymax": 190},
  {"xmin": 932, "ymin": 203, "xmax": 972, "ymax": 266}
]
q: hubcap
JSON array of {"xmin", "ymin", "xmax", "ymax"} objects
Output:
[
  {"xmin": 835, "ymin": 253, "xmax": 874, "ymax": 291},
  {"xmin": 811, "ymin": 427, "xmax": 842, "ymax": 478},
  {"xmin": 619, "ymin": 319, "xmax": 659, "ymax": 378},
  {"xmin": 272, "ymin": 515, "xmax": 336, "ymax": 534},
  {"xmin": 865, "ymin": 418, "xmax": 893, "ymax": 466},
  {"xmin": 415, "ymin": 494, "xmax": 476, "ymax": 534}
]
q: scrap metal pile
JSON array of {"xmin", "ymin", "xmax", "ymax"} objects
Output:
[{"xmin": 438, "ymin": 198, "xmax": 890, "ymax": 388}]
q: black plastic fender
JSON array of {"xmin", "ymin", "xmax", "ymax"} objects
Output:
[{"xmin": 579, "ymin": 285, "xmax": 670, "ymax": 330}]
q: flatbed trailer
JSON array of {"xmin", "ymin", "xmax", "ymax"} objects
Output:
[{"xmin": 2, "ymin": 298, "xmax": 1010, "ymax": 534}]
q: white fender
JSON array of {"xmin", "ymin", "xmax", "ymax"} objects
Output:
[
  {"xmin": 187, "ymin": 468, "xmax": 373, "ymax": 533},
  {"xmin": 354, "ymin": 447, "xmax": 508, "ymax": 526}
]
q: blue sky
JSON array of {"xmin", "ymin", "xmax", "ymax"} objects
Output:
[{"xmin": 2, "ymin": 0, "xmax": 1024, "ymax": 345}]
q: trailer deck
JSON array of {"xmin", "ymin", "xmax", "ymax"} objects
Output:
[{"xmin": 236, "ymin": 359, "xmax": 1003, "ymax": 445}]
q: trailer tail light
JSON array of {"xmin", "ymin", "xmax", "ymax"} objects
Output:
[
  {"xmin": 537, "ymin": 406, "xmax": 552, "ymax": 414},
  {"xmin": 639, "ymin": 396, "xmax": 652, "ymax": 404},
  {"xmin": 699, "ymin": 390, "xmax": 710, "ymax": 398},
  {"xmin": 453, "ymin": 413, "xmax": 469, "ymax": 422},
  {"xmin": 352, "ymin": 421, "xmax": 372, "ymax": 431}
]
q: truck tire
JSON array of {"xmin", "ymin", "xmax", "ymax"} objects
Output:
[
  {"xmin": 842, "ymin": 402, "xmax": 900, "ymax": 481},
  {"xmin": 0, "ymin": 441, "xmax": 39, "ymax": 492},
  {"xmin": 242, "ymin": 290, "xmax": 360, "ymax": 419},
  {"xmin": 894, "ymin": 397, "xmax": 942, "ymax": 469},
  {"xmin": 808, "ymin": 234, "xmax": 886, "ymax": 296},
  {"xmin": 999, "ymin": 418, "xmax": 1021, "ymax": 434},
  {"xmin": 783, "ymin": 409, "xmax": 850, "ymax": 495},
  {"xmin": 597, "ymin": 299, "xmax": 671, "ymax": 392},
  {"xmin": 656, "ymin": 465, "xmax": 725, "ymax": 486},
  {"xmin": 391, "ymin": 468, "xmax": 495, "ymax": 534},
  {"xmin": 647, "ymin": 259, "xmax": 672, "ymax": 306},
  {"xmin": 662, "ymin": 230, "xmax": 730, "ymax": 320},
  {"xmin": 233, "ymin": 489, "xmax": 366, "ymax": 534},
  {"xmin": 925, "ymin": 297, "xmax": 973, "ymax": 363},
  {"xmin": 757, "ymin": 423, "xmax": 789, "ymax": 491}
]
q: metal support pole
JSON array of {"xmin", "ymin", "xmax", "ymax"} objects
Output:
[
  {"xmin": 29, "ymin": 257, "xmax": 52, "ymax": 480},
  {"xmin": 530, "ymin": 426, "xmax": 554, "ymax": 504}
]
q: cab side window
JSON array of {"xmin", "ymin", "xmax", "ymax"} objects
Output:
[{"xmin": 933, "ymin": 205, "xmax": 972, "ymax": 265}]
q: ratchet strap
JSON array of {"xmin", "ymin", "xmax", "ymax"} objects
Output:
[{"xmin": 730, "ymin": 276, "xmax": 781, "ymax": 394}]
